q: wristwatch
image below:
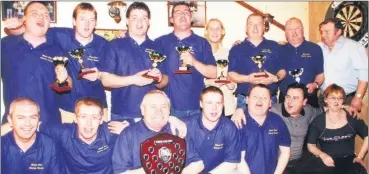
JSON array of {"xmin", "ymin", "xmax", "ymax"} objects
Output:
[{"xmin": 355, "ymin": 93, "xmax": 362, "ymax": 98}]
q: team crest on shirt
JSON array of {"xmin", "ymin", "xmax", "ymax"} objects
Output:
[
  {"xmin": 301, "ymin": 53, "xmax": 312, "ymax": 58},
  {"xmin": 97, "ymin": 145, "xmax": 109, "ymax": 153},
  {"xmin": 28, "ymin": 163, "xmax": 44, "ymax": 170},
  {"xmin": 158, "ymin": 147, "xmax": 172, "ymax": 163},
  {"xmin": 268, "ymin": 129, "xmax": 279, "ymax": 135},
  {"xmin": 87, "ymin": 56, "xmax": 99, "ymax": 62},
  {"xmin": 213, "ymin": 144, "xmax": 224, "ymax": 150},
  {"xmin": 261, "ymin": 49, "xmax": 272, "ymax": 54},
  {"xmin": 40, "ymin": 54, "xmax": 53, "ymax": 62}
]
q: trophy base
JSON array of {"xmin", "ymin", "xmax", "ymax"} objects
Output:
[
  {"xmin": 175, "ymin": 68, "xmax": 192, "ymax": 74},
  {"xmin": 78, "ymin": 69, "xmax": 96, "ymax": 79},
  {"xmin": 50, "ymin": 83, "xmax": 72, "ymax": 93},
  {"xmin": 142, "ymin": 73, "xmax": 159, "ymax": 81},
  {"xmin": 215, "ymin": 79, "xmax": 231, "ymax": 84},
  {"xmin": 254, "ymin": 72, "xmax": 269, "ymax": 78}
]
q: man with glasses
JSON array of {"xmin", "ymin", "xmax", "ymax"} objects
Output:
[{"xmin": 318, "ymin": 18, "xmax": 368, "ymax": 111}]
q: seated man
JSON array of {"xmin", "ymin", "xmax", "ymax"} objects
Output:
[
  {"xmin": 1, "ymin": 98, "xmax": 65, "ymax": 174},
  {"xmin": 1, "ymin": 97, "xmax": 186, "ymax": 174},
  {"xmin": 112, "ymin": 90, "xmax": 204, "ymax": 174},
  {"xmin": 237, "ymin": 84, "xmax": 291, "ymax": 174},
  {"xmin": 183, "ymin": 86, "xmax": 241, "ymax": 173}
]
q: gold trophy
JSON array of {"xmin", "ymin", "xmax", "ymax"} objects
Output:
[
  {"xmin": 143, "ymin": 49, "xmax": 167, "ymax": 81},
  {"xmin": 69, "ymin": 48, "xmax": 96, "ymax": 79},
  {"xmin": 251, "ymin": 55, "xmax": 269, "ymax": 78},
  {"xmin": 289, "ymin": 68, "xmax": 304, "ymax": 83},
  {"xmin": 49, "ymin": 57, "xmax": 72, "ymax": 93},
  {"xmin": 175, "ymin": 46, "xmax": 193, "ymax": 74},
  {"xmin": 215, "ymin": 59, "xmax": 230, "ymax": 84}
]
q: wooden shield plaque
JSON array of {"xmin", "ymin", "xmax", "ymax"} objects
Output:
[{"xmin": 140, "ymin": 133, "xmax": 186, "ymax": 174}]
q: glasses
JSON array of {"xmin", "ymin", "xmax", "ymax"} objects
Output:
[
  {"xmin": 327, "ymin": 96, "xmax": 344, "ymax": 101},
  {"xmin": 285, "ymin": 95, "xmax": 301, "ymax": 101},
  {"xmin": 77, "ymin": 114, "xmax": 102, "ymax": 121}
]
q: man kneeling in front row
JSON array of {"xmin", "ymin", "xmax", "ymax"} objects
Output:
[{"xmin": 112, "ymin": 90, "xmax": 204, "ymax": 174}]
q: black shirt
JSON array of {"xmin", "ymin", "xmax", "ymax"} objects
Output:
[{"xmin": 307, "ymin": 112, "xmax": 368, "ymax": 158}]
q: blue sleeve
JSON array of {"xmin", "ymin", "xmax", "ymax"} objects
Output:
[
  {"xmin": 48, "ymin": 140, "xmax": 66, "ymax": 174},
  {"xmin": 228, "ymin": 47, "xmax": 238, "ymax": 72},
  {"xmin": 48, "ymin": 27, "xmax": 74, "ymax": 50},
  {"xmin": 184, "ymin": 137, "xmax": 202, "ymax": 166},
  {"xmin": 239, "ymin": 128, "xmax": 247, "ymax": 151},
  {"xmin": 278, "ymin": 118, "xmax": 291, "ymax": 147},
  {"xmin": 112, "ymin": 130, "xmax": 134, "ymax": 173},
  {"xmin": 39, "ymin": 123, "xmax": 68, "ymax": 144},
  {"xmin": 224, "ymin": 125, "xmax": 241, "ymax": 163},
  {"xmin": 202, "ymin": 40, "xmax": 216, "ymax": 65},
  {"xmin": 315, "ymin": 46, "xmax": 324, "ymax": 74},
  {"xmin": 99, "ymin": 41, "xmax": 118, "ymax": 74},
  {"xmin": 273, "ymin": 44, "xmax": 284, "ymax": 74}
]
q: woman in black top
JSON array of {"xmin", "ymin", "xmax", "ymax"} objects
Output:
[{"xmin": 307, "ymin": 84, "xmax": 368, "ymax": 174}]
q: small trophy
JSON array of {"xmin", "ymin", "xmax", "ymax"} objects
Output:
[
  {"xmin": 175, "ymin": 46, "xmax": 193, "ymax": 74},
  {"xmin": 69, "ymin": 48, "xmax": 96, "ymax": 79},
  {"xmin": 49, "ymin": 57, "xmax": 72, "ymax": 93},
  {"xmin": 143, "ymin": 49, "xmax": 167, "ymax": 81},
  {"xmin": 215, "ymin": 59, "xmax": 231, "ymax": 84},
  {"xmin": 289, "ymin": 68, "xmax": 304, "ymax": 83},
  {"xmin": 251, "ymin": 55, "xmax": 269, "ymax": 78}
]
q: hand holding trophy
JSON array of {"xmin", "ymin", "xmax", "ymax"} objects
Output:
[
  {"xmin": 69, "ymin": 48, "xmax": 96, "ymax": 79},
  {"xmin": 143, "ymin": 49, "xmax": 167, "ymax": 81},
  {"xmin": 251, "ymin": 55, "xmax": 269, "ymax": 78},
  {"xmin": 215, "ymin": 59, "xmax": 231, "ymax": 84},
  {"xmin": 289, "ymin": 68, "xmax": 304, "ymax": 83},
  {"xmin": 175, "ymin": 45, "xmax": 193, "ymax": 74},
  {"xmin": 49, "ymin": 56, "xmax": 72, "ymax": 93}
]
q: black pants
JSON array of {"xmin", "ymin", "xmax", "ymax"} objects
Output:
[
  {"xmin": 286, "ymin": 154, "xmax": 367, "ymax": 174},
  {"xmin": 279, "ymin": 90, "xmax": 320, "ymax": 108}
]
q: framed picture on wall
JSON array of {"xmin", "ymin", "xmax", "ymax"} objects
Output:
[
  {"xmin": 94, "ymin": 29, "xmax": 125, "ymax": 41},
  {"xmin": 167, "ymin": 1, "xmax": 207, "ymax": 28},
  {"xmin": 1, "ymin": 1, "xmax": 57, "ymax": 23}
]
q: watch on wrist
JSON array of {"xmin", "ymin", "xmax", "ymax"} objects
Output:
[{"xmin": 355, "ymin": 93, "xmax": 362, "ymax": 98}]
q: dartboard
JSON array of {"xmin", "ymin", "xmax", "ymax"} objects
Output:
[{"xmin": 326, "ymin": 1, "xmax": 368, "ymax": 47}]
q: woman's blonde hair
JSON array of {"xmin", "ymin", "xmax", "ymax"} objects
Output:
[{"xmin": 204, "ymin": 18, "xmax": 225, "ymax": 44}]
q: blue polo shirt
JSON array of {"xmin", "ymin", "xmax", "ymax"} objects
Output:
[
  {"xmin": 47, "ymin": 27, "xmax": 108, "ymax": 112},
  {"xmin": 1, "ymin": 35, "xmax": 63, "ymax": 124},
  {"xmin": 228, "ymin": 38, "xmax": 283, "ymax": 96},
  {"xmin": 112, "ymin": 120, "xmax": 202, "ymax": 173},
  {"xmin": 183, "ymin": 114, "xmax": 241, "ymax": 172},
  {"xmin": 100, "ymin": 35, "xmax": 166, "ymax": 120},
  {"xmin": 279, "ymin": 40, "xmax": 324, "ymax": 93},
  {"xmin": 155, "ymin": 31, "xmax": 216, "ymax": 111},
  {"xmin": 241, "ymin": 110, "xmax": 291, "ymax": 174},
  {"xmin": 1, "ymin": 131, "xmax": 65, "ymax": 174},
  {"xmin": 39, "ymin": 122, "xmax": 118, "ymax": 174}
]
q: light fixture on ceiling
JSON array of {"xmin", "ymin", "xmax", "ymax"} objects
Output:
[{"xmin": 107, "ymin": 1, "xmax": 127, "ymax": 23}]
